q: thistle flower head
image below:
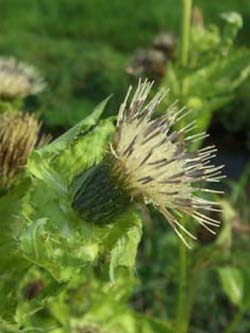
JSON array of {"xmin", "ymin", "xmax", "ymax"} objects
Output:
[
  {"xmin": 126, "ymin": 48, "xmax": 166, "ymax": 79},
  {"xmin": 73, "ymin": 80, "xmax": 224, "ymax": 247},
  {"xmin": 110, "ymin": 80, "xmax": 224, "ymax": 246},
  {"xmin": 0, "ymin": 56, "xmax": 45, "ymax": 98},
  {"xmin": 0, "ymin": 112, "xmax": 49, "ymax": 191}
]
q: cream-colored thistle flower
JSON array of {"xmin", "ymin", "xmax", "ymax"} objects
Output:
[
  {"xmin": 0, "ymin": 112, "xmax": 50, "ymax": 191},
  {"xmin": 0, "ymin": 56, "xmax": 45, "ymax": 98},
  {"xmin": 73, "ymin": 80, "xmax": 224, "ymax": 247}
]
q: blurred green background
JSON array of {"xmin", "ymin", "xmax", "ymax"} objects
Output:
[
  {"xmin": 1, "ymin": 0, "xmax": 250, "ymax": 134},
  {"xmin": 1, "ymin": 1, "xmax": 250, "ymax": 332}
]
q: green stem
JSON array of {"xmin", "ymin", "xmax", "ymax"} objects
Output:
[
  {"xmin": 183, "ymin": 269, "xmax": 199, "ymax": 331},
  {"xmin": 174, "ymin": 2, "xmax": 193, "ymax": 332},
  {"xmin": 181, "ymin": 0, "xmax": 192, "ymax": 67},
  {"xmin": 175, "ymin": 240, "xmax": 188, "ymax": 333}
]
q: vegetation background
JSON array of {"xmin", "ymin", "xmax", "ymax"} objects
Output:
[
  {"xmin": 0, "ymin": 0, "xmax": 250, "ymax": 132},
  {"xmin": 0, "ymin": 1, "xmax": 250, "ymax": 332}
]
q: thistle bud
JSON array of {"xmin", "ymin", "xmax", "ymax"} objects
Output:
[
  {"xmin": 192, "ymin": 6, "xmax": 204, "ymax": 28},
  {"xmin": 152, "ymin": 31, "xmax": 175, "ymax": 59},
  {"xmin": 126, "ymin": 49, "xmax": 166, "ymax": 79},
  {"xmin": 72, "ymin": 161, "xmax": 131, "ymax": 224}
]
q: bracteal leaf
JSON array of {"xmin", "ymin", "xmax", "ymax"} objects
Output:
[
  {"xmin": 218, "ymin": 266, "xmax": 243, "ymax": 307},
  {"xmin": 36, "ymin": 95, "xmax": 112, "ymax": 158}
]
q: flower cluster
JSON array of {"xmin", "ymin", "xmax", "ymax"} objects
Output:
[
  {"xmin": 0, "ymin": 56, "xmax": 45, "ymax": 98},
  {"xmin": 0, "ymin": 112, "xmax": 49, "ymax": 190}
]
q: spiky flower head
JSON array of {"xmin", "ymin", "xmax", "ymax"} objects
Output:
[
  {"xmin": 73, "ymin": 80, "xmax": 224, "ymax": 247},
  {"xmin": 0, "ymin": 56, "xmax": 45, "ymax": 98},
  {"xmin": 0, "ymin": 112, "xmax": 49, "ymax": 191}
]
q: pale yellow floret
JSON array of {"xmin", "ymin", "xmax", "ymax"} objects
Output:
[{"xmin": 111, "ymin": 79, "xmax": 224, "ymax": 247}]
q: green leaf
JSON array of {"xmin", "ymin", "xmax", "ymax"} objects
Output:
[
  {"xmin": 216, "ymin": 200, "xmax": 234, "ymax": 249},
  {"xmin": 0, "ymin": 177, "xmax": 32, "ymax": 321},
  {"xmin": 184, "ymin": 50, "xmax": 250, "ymax": 99},
  {"xmin": 136, "ymin": 314, "xmax": 172, "ymax": 333},
  {"xmin": 221, "ymin": 12, "xmax": 243, "ymax": 52},
  {"xmin": 107, "ymin": 210, "xmax": 142, "ymax": 282},
  {"xmin": 49, "ymin": 117, "xmax": 115, "ymax": 183},
  {"xmin": 221, "ymin": 12, "xmax": 243, "ymax": 29},
  {"xmin": 218, "ymin": 266, "xmax": 244, "ymax": 307},
  {"xmin": 242, "ymin": 268, "xmax": 250, "ymax": 307},
  {"xmin": 37, "ymin": 95, "xmax": 112, "ymax": 158}
]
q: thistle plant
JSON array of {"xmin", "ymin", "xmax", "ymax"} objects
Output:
[
  {"xmin": 0, "ymin": 56, "xmax": 45, "ymax": 99},
  {"xmin": 0, "ymin": 79, "xmax": 226, "ymax": 332},
  {"xmin": 73, "ymin": 79, "xmax": 223, "ymax": 247},
  {"xmin": 0, "ymin": 1, "xmax": 249, "ymax": 332},
  {"xmin": 0, "ymin": 112, "xmax": 49, "ymax": 192}
]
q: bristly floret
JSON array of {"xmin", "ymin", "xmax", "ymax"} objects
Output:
[
  {"xmin": 0, "ymin": 112, "xmax": 50, "ymax": 191},
  {"xmin": 110, "ymin": 79, "xmax": 225, "ymax": 247}
]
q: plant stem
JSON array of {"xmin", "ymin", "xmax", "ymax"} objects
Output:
[
  {"xmin": 174, "ymin": 2, "xmax": 193, "ymax": 332},
  {"xmin": 175, "ymin": 238, "xmax": 188, "ymax": 333},
  {"xmin": 183, "ymin": 269, "xmax": 199, "ymax": 331},
  {"xmin": 181, "ymin": 0, "xmax": 192, "ymax": 67}
]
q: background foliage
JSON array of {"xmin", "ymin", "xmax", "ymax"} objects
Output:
[
  {"xmin": 0, "ymin": 1, "xmax": 250, "ymax": 332},
  {"xmin": 0, "ymin": 0, "xmax": 250, "ymax": 132}
]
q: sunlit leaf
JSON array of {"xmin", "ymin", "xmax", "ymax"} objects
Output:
[{"xmin": 218, "ymin": 266, "xmax": 244, "ymax": 307}]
